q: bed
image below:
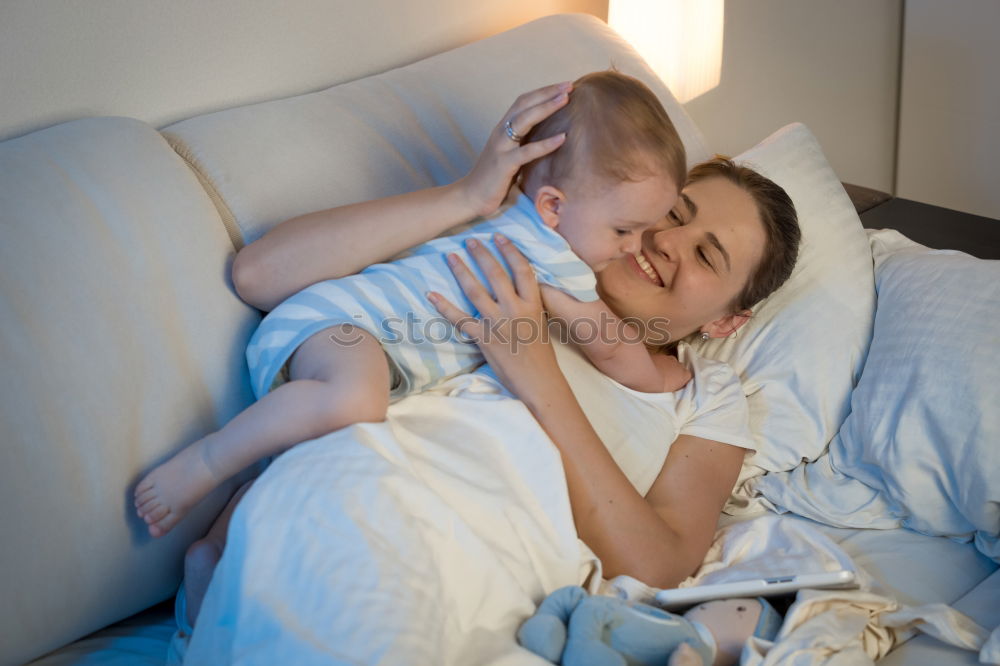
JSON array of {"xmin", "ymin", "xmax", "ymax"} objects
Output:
[{"xmin": 3, "ymin": 12, "xmax": 998, "ymax": 666}]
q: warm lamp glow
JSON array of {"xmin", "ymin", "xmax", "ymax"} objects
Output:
[{"xmin": 609, "ymin": 0, "xmax": 724, "ymax": 104}]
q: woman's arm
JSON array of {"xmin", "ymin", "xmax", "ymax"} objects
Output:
[
  {"xmin": 233, "ymin": 184, "xmax": 476, "ymax": 311},
  {"xmin": 430, "ymin": 237, "xmax": 743, "ymax": 587},
  {"xmin": 522, "ymin": 377, "xmax": 742, "ymax": 586},
  {"xmin": 233, "ymin": 82, "xmax": 572, "ymax": 312}
]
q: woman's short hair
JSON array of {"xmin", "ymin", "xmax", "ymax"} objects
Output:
[
  {"xmin": 518, "ymin": 70, "xmax": 687, "ymax": 195},
  {"xmin": 688, "ymin": 157, "xmax": 801, "ymax": 312}
]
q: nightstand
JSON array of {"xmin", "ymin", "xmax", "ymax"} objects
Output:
[{"xmin": 859, "ymin": 197, "xmax": 1000, "ymax": 260}]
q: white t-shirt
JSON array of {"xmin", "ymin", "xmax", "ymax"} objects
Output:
[{"xmin": 469, "ymin": 340, "xmax": 754, "ymax": 496}]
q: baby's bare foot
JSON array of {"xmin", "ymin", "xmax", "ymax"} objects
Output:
[{"xmin": 134, "ymin": 440, "xmax": 220, "ymax": 537}]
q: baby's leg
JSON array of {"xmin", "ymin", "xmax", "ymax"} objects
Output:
[
  {"xmin": 134, "ymin": 325, "xmax": 390, "ymax": 537},
  {"xmin": 183, "ymin": 479, "xmax": 253, "ymax": 628}
]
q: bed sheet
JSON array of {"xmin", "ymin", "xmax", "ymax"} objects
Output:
[
  {"xmin": 34, "ymin": 516, "xmax": 995, "ymax": 664},
  {"xmin": 28, "ymin": 602, "xmax": 175, "ymax": 665},
  {"xmin": 882, "ymin": 569, "xmax": 1000, "ymax": 665},
  {"xmin": 759, "ymin": 514, "xmax": 998, "ymax": 609},
  {"xmin": 724, "ymin": 514, "xmax": 998, "ymax": 663}
]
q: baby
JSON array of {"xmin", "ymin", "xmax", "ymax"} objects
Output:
[{"xmin": 135, "ymin": 70, "xmax": 691, "ymax": 538}]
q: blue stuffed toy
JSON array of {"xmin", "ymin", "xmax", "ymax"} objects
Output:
[{"xmin": 517, "ymin": 586, "xmax": 783, "ymax": 666}]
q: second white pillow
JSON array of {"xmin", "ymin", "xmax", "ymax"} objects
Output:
[{"xmin": 692, "ymin": 123, "xmax": 876, "ymax": 473}]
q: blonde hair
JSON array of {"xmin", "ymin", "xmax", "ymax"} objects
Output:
[{"xmin": 518, "ymin": 70, "xmax": 686, "ymax": 197}]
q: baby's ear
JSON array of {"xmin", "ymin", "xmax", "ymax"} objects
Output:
[{"xmin": 534, "ymin": 185, "xmax": 565, "ymax": 229}]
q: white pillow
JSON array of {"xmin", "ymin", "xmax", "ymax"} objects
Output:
[
  {"xmin": 753, "ymin": 230, "xmax": 1000, "ymax": 561},
  {"xmin": 831, "ymin": 231, "xmax": 1000, "ymax": 558},
  {"xmin": 163, "ymin": 14, "xmax": 711, "ymax": 247},
  {"xmin": 692, "ymin": 123, "xmax": 876, "ymax": 473},
  {"xmin": 0, "ymin": 118, "xmax": 259, "ymax": 665}
]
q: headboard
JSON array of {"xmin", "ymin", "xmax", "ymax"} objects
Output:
[{"xmin": 0, "ymin": 0, "xmax": 607, "ymax": 142}]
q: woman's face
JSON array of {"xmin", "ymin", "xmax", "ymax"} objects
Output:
[{"xmin": 595, "ymin": 176, "xmax": 767, "ymax": 343}]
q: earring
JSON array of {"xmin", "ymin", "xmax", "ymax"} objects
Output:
[{"xmin": 700, "ymin": 332, "xmax": 710, "ymax": 341}]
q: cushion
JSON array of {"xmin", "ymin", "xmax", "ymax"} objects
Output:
[
  {"xmin": 753, "ymin": 230, "xmax": 1000, "ymax": 561},
  {"xmin": 691, "ymin": 123, "xmax": 876, "ymax": 473},
  {"xmin": 0, "ymin": 117, "xmax": 259, "ymax": 665},
  {"xmin": 161, "ymin": 13, "xmax": 711, "ymax": 247},
  {"xmin": 834, "ymin": 231, "xmax": 999, "ymax": 555}
]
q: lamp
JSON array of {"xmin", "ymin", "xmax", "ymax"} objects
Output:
[{"xmin": 608, "ymin": 0, "xmax": 724, "ymax": 104}]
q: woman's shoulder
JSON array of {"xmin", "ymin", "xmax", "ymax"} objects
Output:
[
  {"xmin": 671, "ymin": 342, "xmax": 752, "ymax": 437},
  {"xmin": 675, "ymin": 341, "xmax": 744, "ymax": 400},
  {"xmin": 673, "ymin": 342, "xmax": 755, "ymax": 450}
]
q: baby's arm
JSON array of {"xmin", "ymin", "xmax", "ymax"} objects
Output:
[
  {"xmin": 234, "ymin": 83, "xmax": 571, "ymax": 311},
  {"xmin": 654, "ymin": 354, "xmax": 694, "ymax": 393},
  {"xmin": 541, "ymin": 286, "xmax": 691, "ymax": 393}
]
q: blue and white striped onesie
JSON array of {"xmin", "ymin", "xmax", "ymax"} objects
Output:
[{"xmin": 245, "ymin": 193, "xmax": 598, "ymax": 400}]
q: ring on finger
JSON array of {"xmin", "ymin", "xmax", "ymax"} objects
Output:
[{"xmin": 504, "ymin": 120, "xmax": 524, "ymax": 143}]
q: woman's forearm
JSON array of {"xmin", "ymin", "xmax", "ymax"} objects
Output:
[
  {"xmin": 233, "ymin": 182, "xmax": 478, "ymax": 311},
  {"xmin": 517, "ymin": 372, "xmax": 703, "ymax": 588},
  {"xmin": 234, "ymin": 82, "xmax": 572, "ymax": 312}
]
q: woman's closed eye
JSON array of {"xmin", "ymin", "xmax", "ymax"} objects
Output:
[
  {"xmin": 667, "ymin": 212, "xmax": 717, "ymax": 271},
  {"xmin": 698, "ymin": 246, "xmax": 714, "ymax": 269}
]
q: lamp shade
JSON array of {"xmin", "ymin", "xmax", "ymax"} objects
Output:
[{"xmin": 608, "ymin": 0, "xmax": 724, "ymax": 104}]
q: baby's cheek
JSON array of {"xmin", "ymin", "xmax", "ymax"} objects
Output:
[{"xmin": 586, "ymin": 240, "xmax": 618, "ymax": 269}]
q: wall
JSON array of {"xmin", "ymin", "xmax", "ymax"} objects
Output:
[
  {"xmin": 0, "ymin": 0, "xmax": 608, "ymax": 142},
  {"xmin": 682, "ymin": 0, "xmax": 902, "ymax": 193},
  {"xmin": 6, "ymin": 1, "xmax": 995, "ymax": 219},
  {"xmin": 896, "ymin": 0, "xmax": 1000, "ymax": 220}
]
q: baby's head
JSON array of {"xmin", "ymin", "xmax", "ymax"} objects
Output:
[{"xmin": 519, "ymin": 70, "xmax": 686, "ymax": 272}]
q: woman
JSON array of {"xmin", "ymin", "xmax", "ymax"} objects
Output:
[
  {"xmin": 184, "ymin": 82, "xmax": 799, "ymax": 627},
  {"xmin": 425, "ymin": 156, "xmax": 798, "ymax": 588}
]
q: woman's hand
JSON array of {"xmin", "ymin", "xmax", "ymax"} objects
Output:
[
  {"xmin": 455, "ymin": 82, "xmax": 572, "ymax": 218},
  {"xmin": 428, "ymin": 233, "xmax": 559, "ymax": 401}
]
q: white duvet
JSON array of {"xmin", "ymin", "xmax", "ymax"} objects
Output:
[
  {"xmin": 173, "ymin": 339, "xmax": 757, "ymax": 664},
  {"xmin": 169, "ymin": 331, "xmax": 996, "ymax": 664},
  {"xmin": 176, "ymin": 374, "xmax": 598, "ymax": 665}
]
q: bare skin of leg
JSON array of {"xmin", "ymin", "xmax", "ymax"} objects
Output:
[
  {"xmin": 134, "ymin": 325, "xmax": 390, "ymax": 537},
  {"xmin": 182, "ymin": 478, "xmax": 253, "ymax": 628}
]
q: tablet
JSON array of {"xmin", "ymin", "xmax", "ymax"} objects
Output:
[{"xmin": 652, "ymin": 570, "xmax": 858, "ymax": 611}]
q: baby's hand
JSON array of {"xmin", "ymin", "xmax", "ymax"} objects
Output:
[
  {"xmin": 658, "ymin": 354, "xmax": 694, "ymax": 393},
  {"xmin": 539, "ymin": 284, "xmax": 581, "ymax": 317}
]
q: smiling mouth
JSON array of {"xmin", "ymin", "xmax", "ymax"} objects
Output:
[{"xmin": 633, "ymin": 251, "xmax": 663, "ymax": 287}]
